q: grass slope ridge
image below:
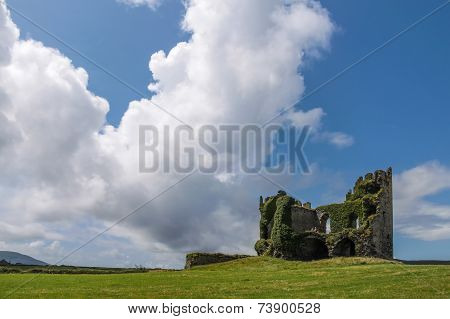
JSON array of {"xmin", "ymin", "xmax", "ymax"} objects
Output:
[
  {"xmin": 0, "ymin": 257, "xmax": 449, "ymax": 298},
  {"xmin": 0, "ymin": 251, "xmax": 47, "ymax": 266}
]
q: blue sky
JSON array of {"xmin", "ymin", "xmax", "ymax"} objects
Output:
[{"xmin": 3, "ymin": 0, "xmax": 450, "ymax": 263}]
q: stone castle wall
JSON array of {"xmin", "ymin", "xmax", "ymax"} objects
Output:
[
  {"xmin": 255, "ymin": 168, "xmax": 394, "ymax": 260},
  {"xmin": 185, "ymin": 253, "xmax": 250, "ymax": 269},
  {"xmin": 290, "ymin": 206, "xmax": 321, "ymax": 233}
]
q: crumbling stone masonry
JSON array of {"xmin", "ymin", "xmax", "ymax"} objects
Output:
[
  {"xmin": 255, "ymin": 168, "xmax": 393, "ymax": 260},
  {"xmin": 185, "ymin": 253, "xmax": 250, "ymax": 269}
]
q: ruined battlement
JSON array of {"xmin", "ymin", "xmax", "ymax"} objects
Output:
[{"xmin": 255, "ymin": 168, "xmax": 393, "ymax": 260}]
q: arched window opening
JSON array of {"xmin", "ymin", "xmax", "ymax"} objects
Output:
[
  {"xmin": 325, "ymin": 218, "xmax": 331, "ymax": 234},
  {"xmin": 349, "ymin": 213, "xmax": 359, "ymax": 229}
]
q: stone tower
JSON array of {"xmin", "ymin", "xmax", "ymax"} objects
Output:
[{"xmin": 368, "ymin": 168, "xmax": 393, "ymax": 258}]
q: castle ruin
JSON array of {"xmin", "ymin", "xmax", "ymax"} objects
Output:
[{"xmin": 255, "ymin": 168, "xmax": 393, "ymax": 260}]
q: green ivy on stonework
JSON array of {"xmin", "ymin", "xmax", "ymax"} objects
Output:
[
  {"xmin": 316, "ymin": 200, "xmax": 363, "ymax": 233},
  {"xmin": 256, "ymin": 172, "xmax": 389, "ymax": 256},
  {"xmin": 316, "ymin": 172, "xmax": 384, "ymax": 233},
  {"xmin": 254, "ymin": 239, "xmax": 273, "ymax": 256},
  {"xmin": 259, "ymin": 196, "xmax": 278, "ymax": 239},
  {"xmin": 270, "ymin": 195, "xmax": 297, "ymax": 257},
  {"xmin": 316, "ymin": 189, "xmax": 382, "ymax": 233},
  {"xmin": 346, "ymin": 173, "xmax": 381, "ymax": 201}
]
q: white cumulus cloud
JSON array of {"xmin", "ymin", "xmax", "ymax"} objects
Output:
[
  {"xmin": 117, "ymin": 0, "xmax": 161, "ymax": 9},
  {"xmin": 90, "ymin": 0, "xmax": 338, "ymax": 264},
  {"xmin": 319, "ymin": 131, "xmax": 354, "ymax": 148},
  {"xmin": 394, "ymin": 161, "xmax": 450, "ymax": 241}
]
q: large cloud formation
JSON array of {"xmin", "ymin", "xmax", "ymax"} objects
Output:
[
  {"xmin": 0, "ymin": 0, "xmax": 338, "ymax": 267},
  {"xmin": 96, "ymin": 0, "xmax": 339, "ymax": 264},
  {"xmin": 0, "ymin": 0, "xmax": 116, "ymax": 264}
]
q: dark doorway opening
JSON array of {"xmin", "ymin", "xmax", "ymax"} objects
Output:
[
  {"xmin": 333, "ymin": 238, "xmax": 356, "ymax": 257},
  {"xmin": 301, "ymin": 238, "xmax": 329, "ymax": 260}
]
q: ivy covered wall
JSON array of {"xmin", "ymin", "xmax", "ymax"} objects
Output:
[{"xmin": 255, "ymin": 168, "xmax": 393, "ymax": 260}]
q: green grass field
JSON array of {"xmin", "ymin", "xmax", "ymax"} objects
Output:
[{"xmin": 1, "ymin": 257, "xmax": 449, "ymax": 298}]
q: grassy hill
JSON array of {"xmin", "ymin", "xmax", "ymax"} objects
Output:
[{"xmin": 0, "ymin": 257, "xmax": 449, "ymax": 298}]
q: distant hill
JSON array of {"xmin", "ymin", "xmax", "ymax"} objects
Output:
[{"xmin": 0, "ymin": 251, "xmax": 48, "ymax": 266}]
